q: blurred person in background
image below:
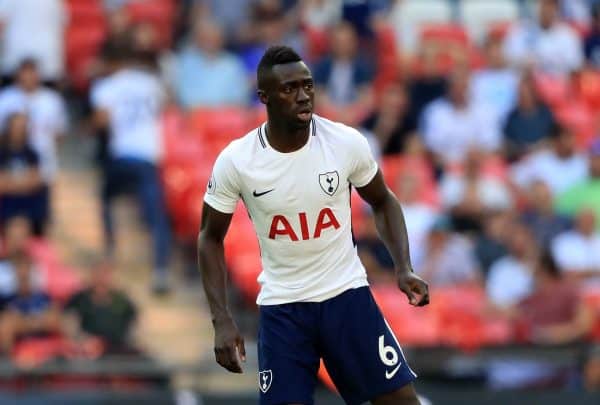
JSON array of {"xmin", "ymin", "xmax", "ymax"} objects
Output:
[
  {"xmin": 503, "ymin": 0, "xmax": 583, "ymax": 76},
  {"xmin": 503, "ymin": 74, "xmax": 556, "ymax": 161},
  {"xmin": 0, "ymin": 0, "xmax": 66, "ymax": 85},
  {"xmin": 0, "ymin": 59, "xmax": 68, "ymax": 184},
  {"xmin": 421, "ymin": 69, "xmax": 501, "ymax": 166},
  {"xmin": 91, "ymin": 46, "xmax": 172, "ymax": 295},
  {"xmin": 551, "ymin": 208, "xmax": 600, "ymax": 285},
  {"xmin": 0, "ymin": 216, "xmax": 42, "ymax": 307},
  {"xmin": 486, "ymin": 222, "xmax": 537, "ymax": 310},
  {"xmin": 407, "ymin": 50, "xmax": 447, "ymax": 124},
  {"xmin": 418, "ymin": 217, "xmax": 481, "ymax": 287},
  {"xmin": 192, "ymin": 0, "xmax": 255, "ymax": 46},
  {"xmin": 299, "ymin": 0, "xmax": 342, "ymax": 31},
  {"xmin": 474, "ymin": 210, "xmax": 510, "ymax": 276},
  {"xmin": 510, "ymin": 123, "xmax": 587, "ymax": 195},
  {"xmin": 487, "ymin": 252, "xmax": 593, "ymax": 390},
  {"xmin": 361, "ymin": 82, "xmax": 418, "ymax": 156},
  {"xmin": 0, "ymin": 113, "xmax": 48, "ymax": 235},
  {"xmin": 516, "ymin": 252, "xmax": 593, "ymax": 345},
  {"xmin": 313, "ymin": 22, "xmax": 374, "ymax": 123},
  {"xmin": 0, "ymin": 250, "xmax": 59, "ymax": 352},
  {"xmin": 65, "ymin": 259, "xmax": 139, "ymax": 355},
  {"xmin": 174, "ymin": 20, "xmax": 249, "ymax": 108},
  {"xmin": 521, "ymin": 180, "xmax": 572, "ymax": 249},
  {"xmin": 584, "ymin": 3, "xmax": 600, "ymax": 69},
  {"xmin": 557, "ymin": 139, "xmax": 600, "ymax": 228},
  {"xmin": 470, "ymin": 35, "xmax": 519, "ymax": 131},
  {"xmin": 439, "ymin": 149, "xmax": 513, "ymax": 232}
]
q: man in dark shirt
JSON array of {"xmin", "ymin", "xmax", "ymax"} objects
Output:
[{"xmin": 65, "ymin": 261, "xmax": 137, "ymax": 354}]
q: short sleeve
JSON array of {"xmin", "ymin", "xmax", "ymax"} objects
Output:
[
  {"xmin": 203, "ymin": 148, "xmax": 241, "ymax": 214},
  {"xmin": 347, "ymin": 129, "xmax": 378, "ymax": 188}
]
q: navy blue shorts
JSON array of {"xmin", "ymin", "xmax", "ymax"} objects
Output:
[{"xmin": 257, "ymin": 287, "xmax": 417, "ymax": 405}]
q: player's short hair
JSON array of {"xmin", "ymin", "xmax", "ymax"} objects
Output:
[{"xmin": 257, "ymin": 46, "xmax": 302, "ymax": 89}]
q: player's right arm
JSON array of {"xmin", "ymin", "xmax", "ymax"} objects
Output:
[
  {"xmin": 198, "ymin": 204, "xmax": 246, "ymax": 373},
  {"xmin": 198, "ymin": 147, "xmax": 245, "ymax": 373}
]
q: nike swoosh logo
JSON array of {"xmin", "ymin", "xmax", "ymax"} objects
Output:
[
  {"xmin": 253, "ymin": 189, "xmax": 275, "ymax": 197},
  {"xmin": 385, "ymin": 365, "xmax": 401, "ymax": 380}
]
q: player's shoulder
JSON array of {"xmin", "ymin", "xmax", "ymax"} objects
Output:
[
  {"xmin": 313, "ymin": 114, "xmax": 367, "ymax": 148},
  {"xmin": 214, "ymin": 125, "xmax": 262, "ymax": 166}
]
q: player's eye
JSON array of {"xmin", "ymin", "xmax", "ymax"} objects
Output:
[
  {"xmin": 304, "ymin": 82, "xmax": 314, "ymax": 91},
  {"xmin": 282, "ymin": 86, "xmax": 293, "ymax": 94}
]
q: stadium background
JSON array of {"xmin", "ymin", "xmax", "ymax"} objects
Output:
[{"xmin": 1, "ymin": 0, "xmax": 600, "ymax": 404}]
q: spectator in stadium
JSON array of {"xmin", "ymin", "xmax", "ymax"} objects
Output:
[
  {"xmin": 300, "ymin": 0, "xmax": 342, "ymax": 31},
  {"xmin": 584, "ymin": 3, "xmax": 600, "ymax": 69},
  {"xmin": 356, "ymin": 213, "xmax": 395, "ymax": 284},
  {"xmin": 192, "ymin": 0, "xmax": 255, "ymax": 45},
  {"xmin": 551, "ymin": 208, "xmax": 600, "ymax": 285},
  {"xmin": 510, "ymin": 124, "xmax": 587, "ymax": 196},
  {"xmin": 517, "ymin": 252, "xmax": 593, "ymax": 345},
  {"xmin": 174, "ymin": 20, "xmax": 249, "ymax": 108},
  {"xmin": 0, "ymin": 113, "xmax": 48, "ymax": 235},
  {"xmin": 421, "ymin": 69, "xmax": 501, "ymax": 165},
  {"xmin": 418, "ymin": 217, "xmax": 481, "ymax": 287},
  {"xmin": 407, "ymin": 50, "xmax": 447, "ymax": 124},
  {"xmin": 0, "ymin": 0, "xmax": 67, "ymax": 84},
  {"xmin": 313, "ymin": 22, "xmax": 374, "ymax": 123},
  {"xmin": 486, "ymin": 222, "xmax": 537, "ymax": 310},
  {"xmin": 0, "ymin": 59, "xmax": 68, "ymax": 184},
  {"xmin": 360, "ymin": 82, "xmax": 418, "ymax": 155},
  {"xmin": 91, "ymin": 47, "xmax": 172, "ymax": 295},
  {"xmin": 439, "ymin": 149, "xmax": 513, "ymax": 232},
  {"xmin": 521, "ymin": 181, "xmax": 572, "ymax": 249},
  {"xmin": 556, "ymin": 139, "xmax": 600, "ymax": 226},
  {"xmin": 474, "ymin": 210, "xmax": 510, "ymax": 276},
  {"xmin": 487, "ymin": 252, "xmax": 593, "ymax": 390},
  {"xmin": 470, "ymin": 35, "xmax": 519, "ymax": 130},
  {"xmin": 503, "ymin": 75, "xmax": 556, "ymax": 161},
  {"xmin": 64, "ymin": 259, "xmax": 139, "ymax": 355},
  {"xmin": 0, "ymin": 250, "xmax": 60, "ymax": 352},
  {"xmin": 503, "ymin": 0, "xmax": 583, "ymax": 76}
]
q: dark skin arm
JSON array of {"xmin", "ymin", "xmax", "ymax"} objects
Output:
[
  {"xmin": 197, "ymin": 204, "xmax": 246, "ymax": 373},
  {"xmin": 356, "ymin": 170, "xmax": 429, "ymax": 306}
]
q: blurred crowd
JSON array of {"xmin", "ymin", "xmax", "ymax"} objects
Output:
[{"xmin": 1, "ymin": 0, "xmax": 600, "ymax": 391}]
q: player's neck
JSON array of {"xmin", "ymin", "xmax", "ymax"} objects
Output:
[{"xmin": 265, "ymin": 120, "xmax": 310, "ymax": 153}]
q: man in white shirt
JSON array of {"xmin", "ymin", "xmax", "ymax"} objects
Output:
[
  {"xmin": 0, "ymin": 0, "xmax": 66, "ymax": 82},
  {"xmin": 91, "ymin": 48, "xmax": 171, "ymax": 295},
  {"xmin": 503, "ymin": 0, "xmax": 583, "ymax": 76},
  {"xmin": 511, "ymin": 124, "xmax": 588, "ymax": 196},
  {"xmin": 486, "ymin": 222, "xmax": 536, "ymax": 309},
  {"xmin": 551, "ymin": 208, "xmax": 600, "ymax": 285},
  {"xmin": 0, "ymin": 59, "xmax": 68, "ymax": 182},
  {"xmin": 422, "ymin": 69, "xmax": 501, "ymax": 165},
  {"xmin": 198, "ymin": 46, "xmax": 428, "ymax": 405}
]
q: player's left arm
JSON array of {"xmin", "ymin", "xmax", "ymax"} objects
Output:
[{"xmin": 356, "ymin": 171, "xmax": 430, "ymax": 306}]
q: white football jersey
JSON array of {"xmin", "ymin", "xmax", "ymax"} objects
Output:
[{"xmin": 204, "ymin": 114, "xmax": 378, "ymax": 305}]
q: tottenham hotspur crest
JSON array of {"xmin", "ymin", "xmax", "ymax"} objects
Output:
[
  {"xmin": 319, "ymin": 171, "xmax": 339, "ymax": 196},
  {"xmin": 258, "ymin": 370, "xmax": 273, "ymax": 393}
]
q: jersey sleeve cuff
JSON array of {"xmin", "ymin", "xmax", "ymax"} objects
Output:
[
  {"xmin": 203, "ymin": 196, "xmax": 237, "ymax": 214},
  {"xmin": 351, "ymin": 164, "xmax": 379, "ymax": 188}
]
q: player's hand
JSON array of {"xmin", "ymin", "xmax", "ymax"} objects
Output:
[
  {"xmin": 396, "ymin": 271, "xmax": 429, "ymax": 307},
  {"xmin": 213, "ymin": 317, "xmax": 246, "ymax": 373}
]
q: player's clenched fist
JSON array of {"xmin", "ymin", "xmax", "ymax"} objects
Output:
[
  {"xmin": 213, "ymin": 317, "xmax": 246, "ymax": 373},
  {"xmin": 396, "ymin": 272, "xmax": 430, "ymax": 307}
]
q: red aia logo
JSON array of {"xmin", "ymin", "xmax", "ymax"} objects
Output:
[{"xmin": 268, "ymin": 208, "xmax": 340, "ymax": 241}]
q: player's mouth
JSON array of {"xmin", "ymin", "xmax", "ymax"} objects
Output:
[{"xmin": 296, "ymin": 107, "xmax": 312, "ymax": 121}]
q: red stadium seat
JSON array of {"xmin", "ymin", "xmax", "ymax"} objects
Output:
[
  {"xmin": 372, "ymin": 285, "xmax": 441, "ymax": 346},
  {"xmin": 188, "ymin": 107, "xmax": 253, "ymax": 149},
  {"xmin": 576, "ymin": 70, "xmax": 600, "ymax": 112},
  {"xmin": 534, "ymin": 72, "xmax": 571, "ymax": 107},
  {"xmin": 67, "ymin": 0, "xmax": 105, "ymax": 26},
  {"xmin": 381, "ymin": 156, "xmax": 439, "ymax": 208},
  {"xmin": 554, "ymin": 101, "xmax": 598, "ymax": 149}
]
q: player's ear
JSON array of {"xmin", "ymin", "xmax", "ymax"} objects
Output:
[{"xmin": 257, "ymin": 89, "xmax": 268, "ymax": 105}]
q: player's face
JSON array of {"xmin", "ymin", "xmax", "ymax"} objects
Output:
[{"xmin": 267, "ymin": 61, "xmax": 315, "ymax": 129}]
